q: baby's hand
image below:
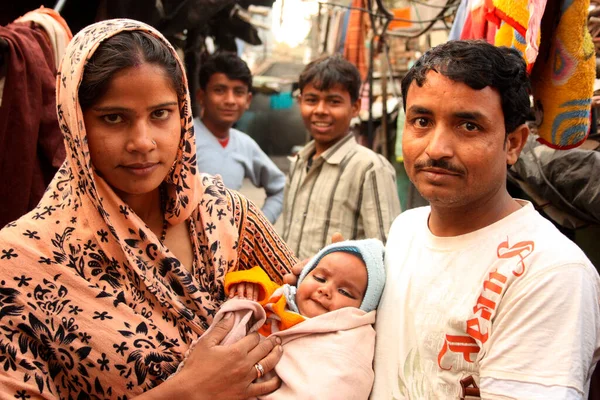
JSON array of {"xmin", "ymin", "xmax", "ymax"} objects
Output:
[{"xmin": 229, "ymin": 282, "xmax": 261, "ymax": 301}]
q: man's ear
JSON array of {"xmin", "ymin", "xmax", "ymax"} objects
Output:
[
  {"xmin": 195, "ymin": 88, "xmax": 204, "ymax": 107},
  {"xmin": 506, "ymin": 123, "xmax": 529, "ymax": 166},
  {"xmin": 351, "ymin": 98, "xmax": 361, "ymax": 118}
]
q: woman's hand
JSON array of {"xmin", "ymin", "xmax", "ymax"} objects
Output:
[
  {"xmin": 283, "ymin": 232, "xmax": 345, "ymax": 286},
  {"xmin": 229, "ymin": 282, "xmax": 261, "ymax": 301},
  {"xmin": 140, "ymin": 314, "xmax": 283, "ymax": 399}
]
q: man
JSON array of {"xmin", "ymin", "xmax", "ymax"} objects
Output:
[
  {"xmin": 282, "ymin": 54, "xmax": 401, "ymax": 260},
  {"xmin": 195, "ymin": 52, "xmax": 285, "ymax": 224},
  {"xmin": 371, "ymin": 40, "xmax": 600, "ymax": 399}
]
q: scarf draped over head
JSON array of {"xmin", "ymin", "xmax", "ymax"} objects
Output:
[{"xmin": 0, "ymin": 19, "xmax": 296, "ymax": 398}]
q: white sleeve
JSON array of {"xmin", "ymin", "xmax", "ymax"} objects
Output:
[
  {"xmin": 479, "ymin": 263, "xmax": 600, "ymax": 398},
  {"xmin": 480, "ymin": 377, "xmax": 582, "ymax": 399}
]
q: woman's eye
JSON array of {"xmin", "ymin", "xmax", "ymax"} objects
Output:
[
  {"xmin": 102, "ymin": 114, "xmax": 123, "ymax": 124},
  {"xmin": 152, "ymin": 109, "xmax": 170, "ymax": 120}
]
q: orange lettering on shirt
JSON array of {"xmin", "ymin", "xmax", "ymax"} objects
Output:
[
  {"xmin": 472, "ymin": 271, "xmax": 506, "ymax": 320},
  {"xmin": 497, "ymin": 239, "xmax": 535, "ymax": 277},
  {"xmin": 466, "ymin": 318, "xmax": 488, "ymax": 343},
  {"xmin": 472, "ymin": 295, "xmax": 495, "ymax": 320},
  {"xmin": 437, "ymin": 334, "xmax": 481, "ymax": 370}
]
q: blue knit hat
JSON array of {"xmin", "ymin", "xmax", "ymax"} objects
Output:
[{"xmin": 296, "ymin": 238, "xmax": 385, "ymax": 312}]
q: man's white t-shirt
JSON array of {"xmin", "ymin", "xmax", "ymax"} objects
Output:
[{"xmin": 372, "ymin": 201, "xmax": 600, "ymax": 399}]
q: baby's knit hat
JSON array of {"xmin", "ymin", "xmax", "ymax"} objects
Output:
[{"xmin": 297, "ymin": 238, "xmax": 385, "ymax": 312}]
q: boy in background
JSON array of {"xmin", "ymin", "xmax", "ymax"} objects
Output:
[
  {"xmin": 195, "ymin": 52, "xmax": 285, "ymax": 224},
  {"xmin": 282, "ymin": 54, "xmax": 401, "ymax": 259}
]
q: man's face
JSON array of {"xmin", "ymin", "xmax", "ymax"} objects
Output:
[
  {"xmin": 299, "ymin": 83, "xmax": 360, "ymax": 149},
  {"xmin": 402, "ymin": 71, "xmax": 524, "ymax": 210},
  {"xmin": 196, "ymin": 72, "xmax": 251, "ymax": 129}
]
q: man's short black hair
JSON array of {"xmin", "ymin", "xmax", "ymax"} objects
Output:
[
  {"xmin": 298, "ymin": 54, "xmax": 362, "ymax": 103},
  {"xmin": 198, "ymin": 52, "xmax": 252, "ymax": 90},
  {"xmin": 401, "ymin": 40, "xmax": 531, "ymax": 134}
]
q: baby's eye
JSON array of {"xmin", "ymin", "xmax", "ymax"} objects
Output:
[
  {"xmin": 338, "ymin": 288, "xmax": 355, "ymax": 299},
  {"xmin": 313, "ymin": 275, "xmax": 325, "ymax": 283},
  {"xmin": 102, "ymin": 114, "xmax": 123, "ymax": 124},
  {"xmin": 152, "ymin": 109, "xmax": 170, "ymax": 120}
]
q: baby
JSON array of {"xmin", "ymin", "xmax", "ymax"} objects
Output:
[
  {"xmin": 217, "ymin": 238, "xmax": 385, "ymax": 399},
  {"xmin": 225, "ymin": 238, "xmax": 385, "ymax": 334}
]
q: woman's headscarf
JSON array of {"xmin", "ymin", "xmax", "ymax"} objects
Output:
[{"xmin": 0, "ymin": 19, "xmax": 295, "ymax": 398}]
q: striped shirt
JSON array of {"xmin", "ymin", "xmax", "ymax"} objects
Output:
[{"xmin": 282, "ymin": 133, "xmax": 401, "ymax": 259}]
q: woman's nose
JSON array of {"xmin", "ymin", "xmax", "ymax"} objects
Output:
[{"xmin": 126, "ymin": 122, "xmax": 156, "ymax": 153}]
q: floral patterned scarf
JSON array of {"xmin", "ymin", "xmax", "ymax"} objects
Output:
[{"xmin": 0, "ymin": 19, "xmax": 296, "ymax": 399}]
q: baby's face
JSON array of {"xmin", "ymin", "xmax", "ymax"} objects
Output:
[{"xmin": 296, "ymin": 252, "xmax": 368, "ymax": 318}]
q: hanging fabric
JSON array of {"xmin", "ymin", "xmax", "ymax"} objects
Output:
[
  {"xmin": 530, "ymin": 0, "xmax": 595, "ymax": 149},
  {"xmin": 344, "ymin": 0, "xmax": 370, "ymax": 81}
]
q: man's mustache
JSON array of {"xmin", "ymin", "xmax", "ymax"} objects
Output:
[{"xmin": 414, "ymin": 158, "xmax": 465, "ymax": 175}]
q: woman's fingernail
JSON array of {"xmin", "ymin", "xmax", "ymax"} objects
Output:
[{"xmin": 275, "ymin": 336, "xmax": 282, "ymax": 345}]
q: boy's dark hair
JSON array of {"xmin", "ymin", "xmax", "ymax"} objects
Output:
[
  {"xmin": 198, "ymin": 52, "xmax": 252, "ymax": 90},
  {"xmin": 79, "ymin": 31, "xmax": 184, "ymax": 111},
  {"xmin": 401, "ymin": 40, "xmax": 531, "ymax": 135},
  {"xmin": 298, "ymin": 54, "xmax": 362, "ymax": 103}
]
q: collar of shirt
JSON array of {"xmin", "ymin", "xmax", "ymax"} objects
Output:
[{"xmin": 297, "ymin": 133, "xmax": 356, "ymax": 166}]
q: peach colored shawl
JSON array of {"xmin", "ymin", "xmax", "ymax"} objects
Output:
[{"xmin": 0, "ymin": 19, "xmax": 295, "ymax": 399}]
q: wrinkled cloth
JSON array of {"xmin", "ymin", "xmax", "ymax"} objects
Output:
[
  {"xmin": 0, "ymin": 19, "xmax": 296, "ymax": 399},
  {"xmin": 197, "ymin": 299, "xmax": 377, "ymax": 400},
  {"xmin": 509, "ymin": 136, "xmax": 600, "ymax": 226},
  {"xmin": 343, "ymin": 0, "xmax": 369, "ymax": 81},
  {"xmin": 0, "ymin": 22, "xmax": 65, "ymax": 229},
  {"xmin": 15, "ymin": 6, "xmax": 73, "ymax": 70}
]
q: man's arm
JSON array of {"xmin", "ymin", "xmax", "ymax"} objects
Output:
[
  {"xmin": 479, "ymin": 263, "xmax": 600, "ymax": 399},
  {"xmin": 248, "ymin": 143, "xmax": 286, "ymax": 224},
  {"xmin": 360, "ymin": 160, "xmax": 401, "ymax": 243}
]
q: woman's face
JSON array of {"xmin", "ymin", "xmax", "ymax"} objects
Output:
[{"xmin": 83, "ymin": 62, "xmax": 180, "ymax": 200}]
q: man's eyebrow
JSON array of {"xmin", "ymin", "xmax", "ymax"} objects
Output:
[
  {"xmin": 406, "ymin": 105, "xmax": 433, "ymax": 115},
  {"xmin": 452, "ymin": 111, "xmax": 488, "ymax": 121}
]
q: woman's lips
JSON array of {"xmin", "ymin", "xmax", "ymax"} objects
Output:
[{"xmin": 121, "ymin": 162, "xmax": 159, "ymax": 176}]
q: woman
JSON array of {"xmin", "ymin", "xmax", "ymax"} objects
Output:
[{"xmin": 0, "ymin": 19, "xmax": 296, "ymax": 399}]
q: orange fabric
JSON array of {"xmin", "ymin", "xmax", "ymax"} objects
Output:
[
  {"xmin": 19, "ymin": 6, "xmax": 73, "ymax": 39},
  {"xmin": 224, "ymin": 266, "xmax": 306, "ymax": 335},
  {"xmin": 343, "ymin": 0, "xmax": 369, "ymax": 81},
  {"xmin": 0, "ymin": 19, "xmax": 296, "ymax": 399}
]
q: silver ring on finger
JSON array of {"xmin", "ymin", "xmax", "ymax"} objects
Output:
[{"xmin": 254, "ymin": 362, "xmax": 265, "ymax": 379}]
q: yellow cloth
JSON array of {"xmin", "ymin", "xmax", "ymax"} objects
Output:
[
  {"xmin": 531, "ymin": 0, "xmax": 595, "ymax": 148},
  {"xmin": 225, "ymin": 266, "xmax": 306, "ymax": 335},
  {"xmin": 491, "ymin": 0, "xmax": 537, "ymax": 71},
  {"xmin": 492, "ymin": 0, "xmax": 594, "ymax": 148}
]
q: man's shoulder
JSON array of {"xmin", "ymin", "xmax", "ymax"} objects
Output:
[
  {"xmin": 524, "ymin": 213, "xmax": 592, "ymax": 268},
  {"xmin": 347, "ymin": 143, "xmax": 394, "ymax": 169},
  {"xmin": 394, "ymin": 206, "xmax": 429, "ymax": 220}
]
